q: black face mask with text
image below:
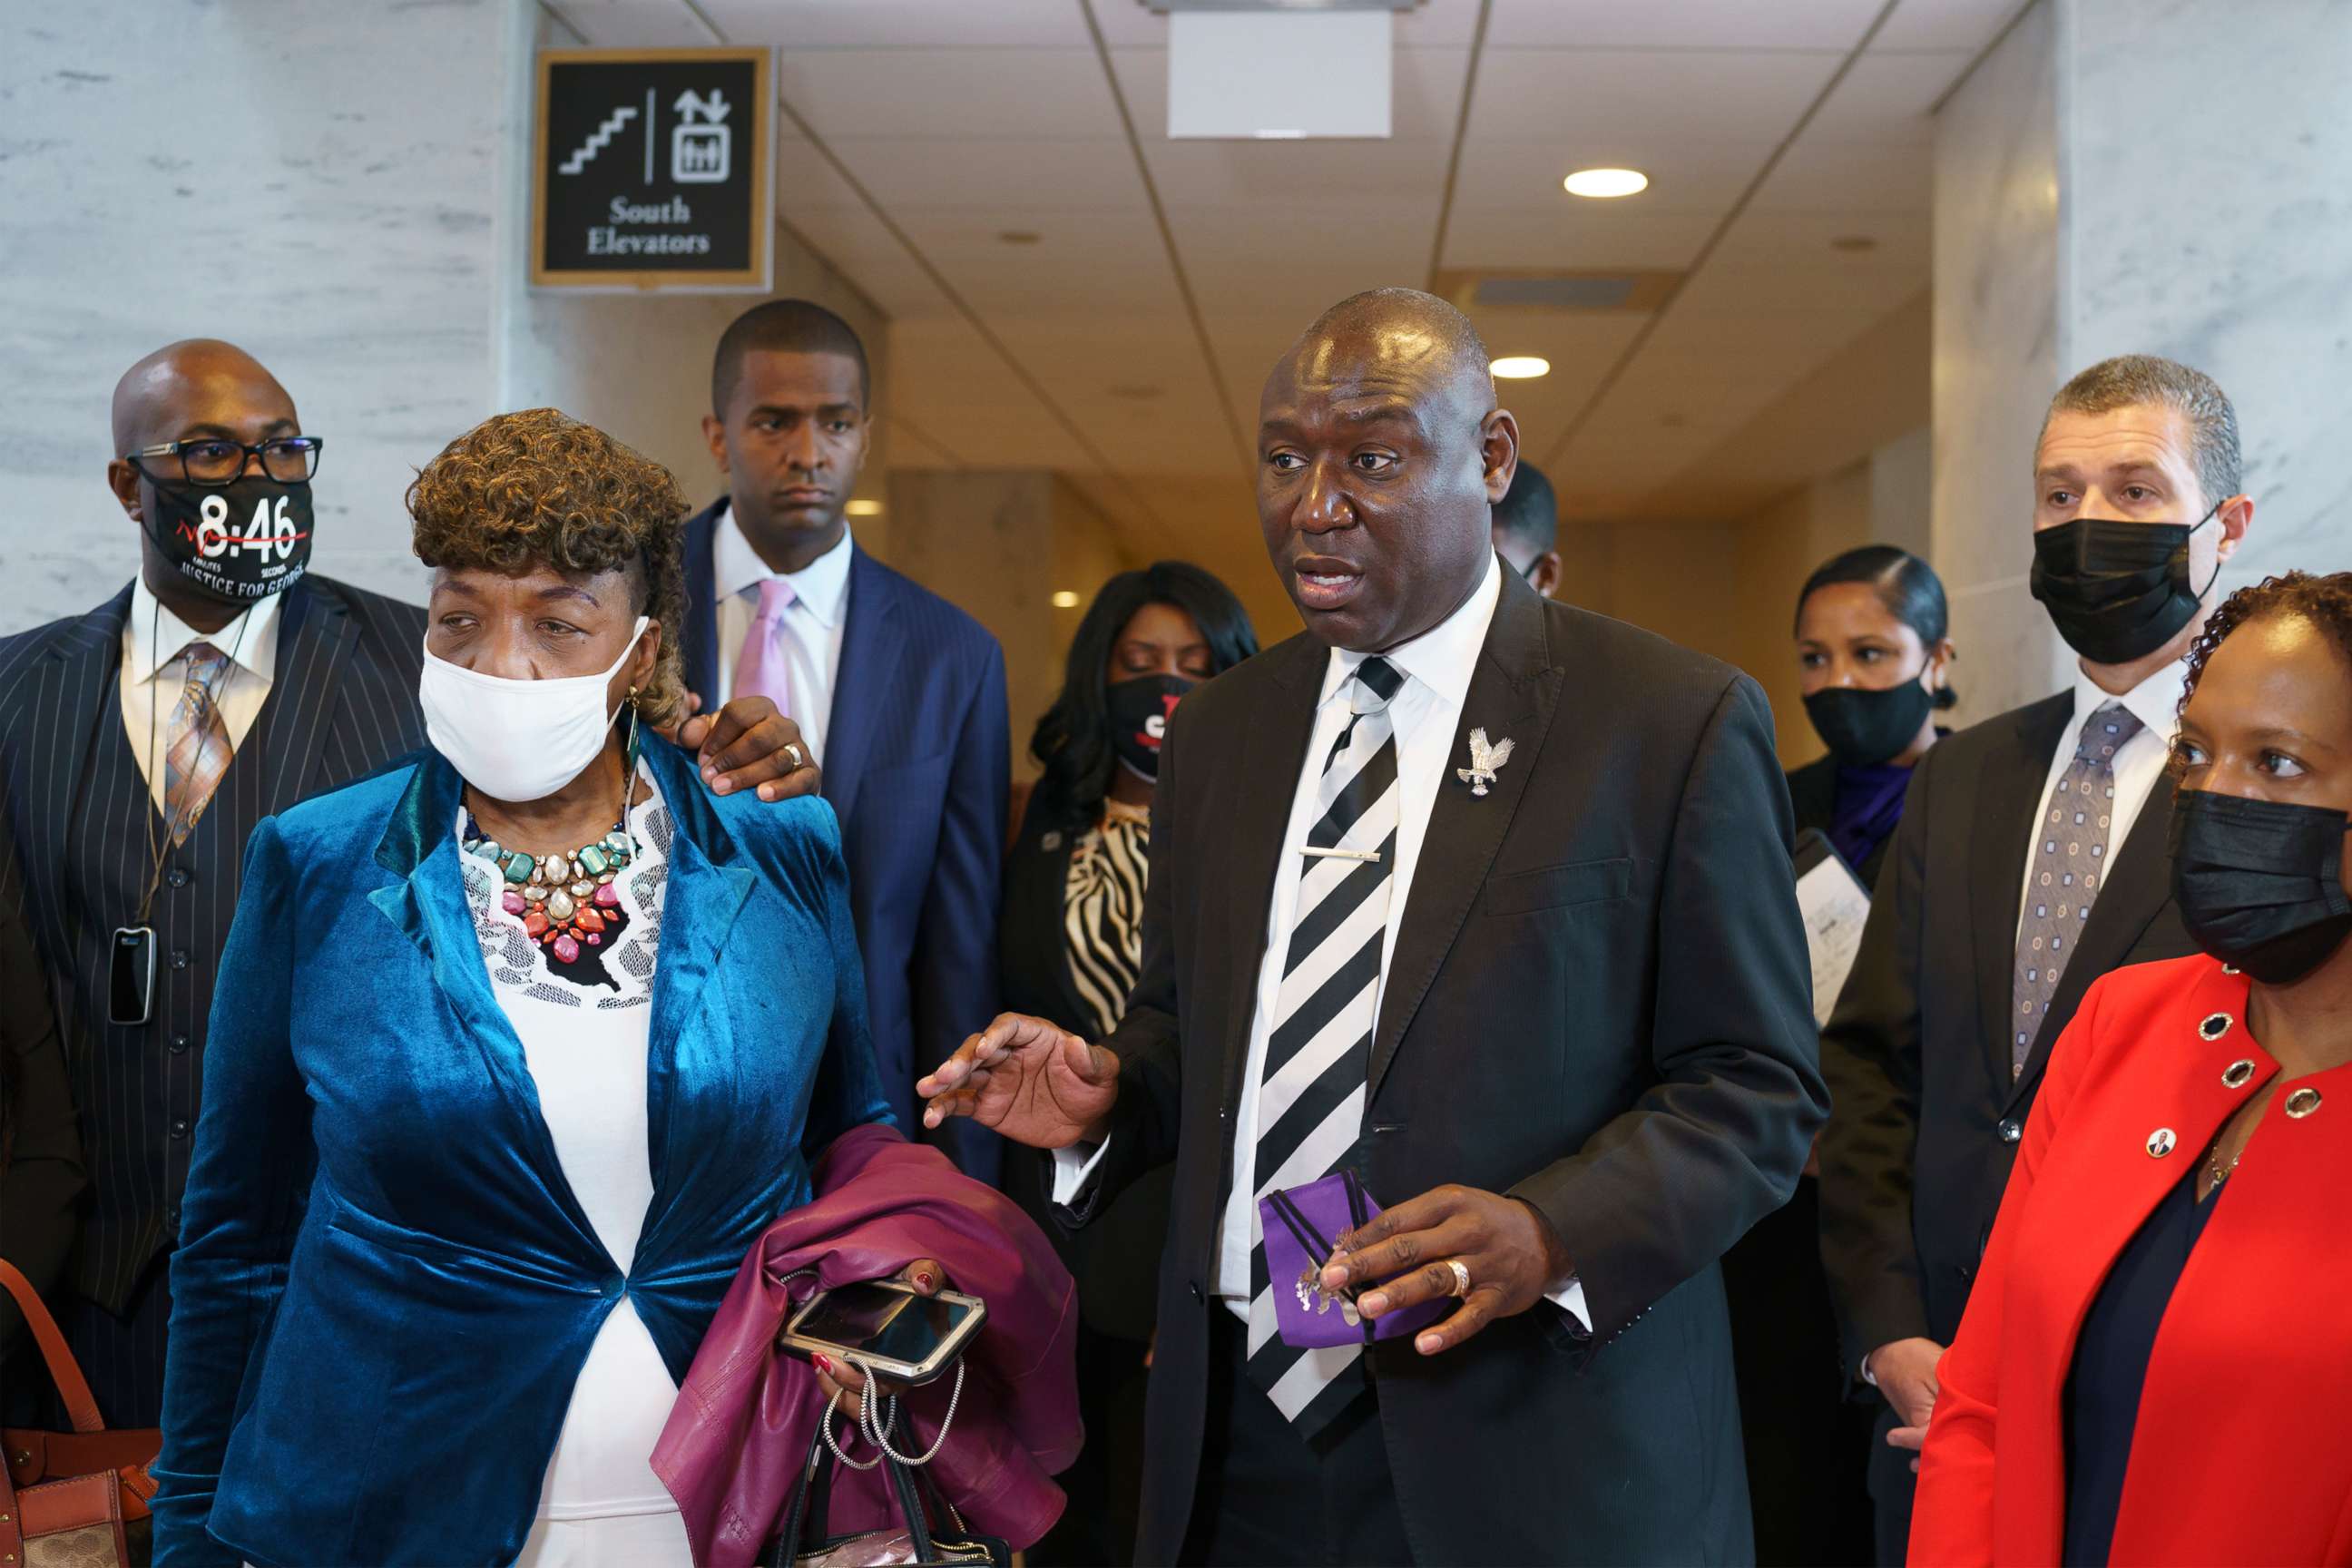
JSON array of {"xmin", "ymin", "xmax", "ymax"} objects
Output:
[
  {"xmin": 1804, "ymin": 679, "xmax": 1935, "ymax": 768},
  {"xmin": 1107, "ymin": 673, "xmax": 1193, "ymax": 782},
  {"xmin": 2030, "ymin": 507, "xmax": 2219, "ymax": 665},
  {"xmin": 2169, "ymin": 788, "xmax": 2352, "ymax": 985},
  {"xmin": 143, "ymin": 475, "xmax": 314, "ymax": 604}
]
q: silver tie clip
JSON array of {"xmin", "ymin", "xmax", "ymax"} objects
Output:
[{"xmin": 1299, "ymin": 846, "xmax": 1382, "ymax": 863}]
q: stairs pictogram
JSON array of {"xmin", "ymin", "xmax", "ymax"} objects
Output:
[{"xmin": 559, "ymin": 104, "xmax": 640, "ymax": 175}]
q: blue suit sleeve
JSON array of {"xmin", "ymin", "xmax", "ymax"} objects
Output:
[
  {"xmin": 802, "ymin": 813, "xmax": 894, "ymax": 1159},
  {"xmin": 913, "ymin": 635, "xmax": 1009, "ymax": 1181},
  {"xmin": 152, "ymin": 819, "xmax": 317, "ymax": 1566}
]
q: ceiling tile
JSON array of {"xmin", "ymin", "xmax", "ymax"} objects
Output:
[
  {"xmin": 1485, "ymin": 0, "xmax": 1884, "ymax": 49},
  {"xmin": 703, "ymin": 0, "xmax": 1088, "ymax": 49},
  {"xmin": 774, "ymin": 134, "xmax": 874, "ymax": 210},
  {"xmin": 777, "ymin": 48, "xmax": 1121, "ymax": 139},
  {"xmin": 1673, "ymin": 260, "xmax": 1926, "ymax": 318},
  {"xmin": 1873, "ymin": 0, "xmax": 2030, "ymax": 53},
  {"xmin": 543, "ymin": 0, "xmax": 713, "ymax": 48},
  {"xmin": 817, "ymin": 136, "xmax": 1148, "ymax": 208},
  {"xmin": 1441, "ymin": 203, "xmax": 1720, "ymax": 270},
  {"xmin": 1748, "ymin": 139, "xmax": 1933, "ymax": 211},
  {"xmin": 779, "ymin": 200, "xmax": 903, "ymax": 264},
  {"xmin": 1709, "ymin": 207, "xmax": 1931, "ymax": 272},
  {"xmin": 1465, "ymin": 48, "xmax": 1843, "ymax": 144},
  {"xmin": 832, "ymin": 253, "xmax": 960, "ymax": 319},
  {"xmin": 1141, "ymin": 137, "xmax": 1454, "ymax": 204},
  {"xmin": 1448, "ymin": 138, "xmax": 1766, "ymax": 212},
  {"xmin": 1802, "ymin": 50, "xmax": 1975, "ymax": 145}
]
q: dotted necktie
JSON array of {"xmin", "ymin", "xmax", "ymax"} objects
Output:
[{"xmin": 2010, "ymin": 701, "xmax": 2144, "ymax": 1076}]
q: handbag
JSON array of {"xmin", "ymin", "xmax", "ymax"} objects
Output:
[
  {"xmin": 760, "ymin": 1417, "xmax": 1007, "ymax": 1568},
  {"xmin": 0, "ymin": 1259, "xmax": 161, "ymax": 1568}
]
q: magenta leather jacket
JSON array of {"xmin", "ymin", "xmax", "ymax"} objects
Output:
[{"xmin": 652, "ymin": 1124, "xmax": 1081, "ymax": 1564}]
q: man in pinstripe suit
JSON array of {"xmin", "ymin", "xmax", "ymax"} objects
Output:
[{"xmin": 0, "ymin": 339, "xmax": 818, "ymax": 1425}]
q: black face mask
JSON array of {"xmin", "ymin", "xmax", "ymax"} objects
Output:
[
  {"xmin": 2030, "ymin": 507, "xmax": 2220, "ymax": 665},
  {"xmin": 1805, "ymin": 679, "xmax": 1935, "ymax": 768},
  {"xmin": 2169, "ymin": 789, "xmax": 2352, "ymax": 985},
  {"xmin": 1106, "ymin": 673, "xmax": 1192, "ymax": 782},
  {"xmin": 143, "ymin": 475, "xmax": 314, "ymax": 604}
]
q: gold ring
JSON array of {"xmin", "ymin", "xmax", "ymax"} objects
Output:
[{"xmin": 1446, "ymin": 1259, "xmax": 1471, "ymax": 1298}]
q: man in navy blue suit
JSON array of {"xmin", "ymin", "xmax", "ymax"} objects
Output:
[{"xmin": 684, "ymin": 299, "xmax": 1008, "ymax": 1178}]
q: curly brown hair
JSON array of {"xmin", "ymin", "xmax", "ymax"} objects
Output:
[
  {"xmin": 407, "ymin": 407, "xmax": 690, "ymax": 726},
  {"xmin": 2181, "ymin": 570, "xmax": 2352, "ymax": 718}
]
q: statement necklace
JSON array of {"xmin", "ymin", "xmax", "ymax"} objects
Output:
[{"xmin": 463, "ymin": 774, "xmax": 640, "ymax": 966}]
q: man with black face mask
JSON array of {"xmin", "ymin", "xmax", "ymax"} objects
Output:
[
  {"xmin": 1817, "ymin": 353, "xmax": 2254, "ymax": 1563},
  {"xmin": 0, "ymin": 340, "xmax": 819, "ymax": 1427}
]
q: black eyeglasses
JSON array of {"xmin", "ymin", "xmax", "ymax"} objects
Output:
[{"xmin": 122, "ymin": 436, "xmax": 324, "ymax": 486}]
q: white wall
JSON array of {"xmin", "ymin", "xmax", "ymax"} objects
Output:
[
  {"xmin": 1933, "ymin": 0, "xmax": 2352, "ymax": 720},
  {"xmin": 0, "ymin": 0, "xmax": 895, "ymax": 639}
]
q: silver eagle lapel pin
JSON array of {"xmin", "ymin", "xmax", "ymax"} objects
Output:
[{"xmin": 1455, "ymin": 727, "xmax": 1515, "ymax": 797}]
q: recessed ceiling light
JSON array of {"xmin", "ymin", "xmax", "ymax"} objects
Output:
[
  {"xmin": 845, "ymin": 498, "xmax": 884, "ymax": 516},
  {"xmin": 1491, "ymin": 356, "xmax": 1551, "ymax": 379},
  {"xmin": 1052, "ymin": 590, "xmax": 1082, "ymax": 609},
  {"xmin": 996, "ymin": 230, "xmax": 1043, "ymax": 246},
  {"xmin": 1563, "ymin": 168, "xmax": 1649, "ymax": 199}
]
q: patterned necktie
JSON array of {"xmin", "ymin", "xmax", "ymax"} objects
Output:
[
  {"xmin": 732, "ymin": 577, "xmax": 797, "ymax": 722},
  {"xmin": 1245, "ymin": 654, "xmax": 1405, "ymax": 1436},
  {"xmin": 2010, "ymin": 701, "xmax": 2145, "ymax": 1076},
  {"xmin": 162, "ymin": 642, "xmax": 235, "ymax": 847}
]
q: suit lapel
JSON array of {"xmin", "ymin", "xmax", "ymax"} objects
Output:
[
  {"xmin": 365, "ymin": 752, "xmax": 608, "ymax": 1258},
  {"xmin": 681, "ymin": 501, "xmax": 724, "ymax": 708},
  {"xmin": 637, "ymin": 740, "xmax": 758, "ymax": 1217},
  {"xmin": 44, "ymin": 588, "xmax": 134, "ymax": 889},
  {"xmin": 2009, "ymin": 779, "xmax": 2178, "ymax": 1107},
  {"xmin": 820, "ymin": 548, "xmax": 902, "ymax": 827},
  {"xmin": 1367, "ymin": 574, "xmax": 1558, "ymax": 1100},
  {"xmin": 1218, "ymin": 636, "xmax": 1326, "ymax": 1111},
  {"xmin": 250, "ymin": 580, "xmax": 358, "ymax": 819},
  {"xmin": 1967, "ymin": 695, "xmax": 2073, "ymax": 1091}
]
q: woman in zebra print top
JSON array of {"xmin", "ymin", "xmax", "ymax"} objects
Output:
[{"xmin": 997, "ymin": 561, "xmax": 1257, "ymax": 1565}]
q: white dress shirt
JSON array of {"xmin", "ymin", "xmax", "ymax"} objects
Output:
[
  {"xmin": 119, "ymin": 575, "xmax": 282, "ymax": 810},
  {"xmin": 1058, "ymin": 554, "xmax": 1588, "ymax": 1328},
  {"xmin": 710, "ymin": 502, "xmax": 852, "ymax": 761},
  {"xmin": 2014, "ymin": 656, "xmax": 2190, "ymax": 936}
]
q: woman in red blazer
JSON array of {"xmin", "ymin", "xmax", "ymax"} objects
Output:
[{"xmin": 1910, "ymin": 571, "xmax": 2352, "ymax": 1567}]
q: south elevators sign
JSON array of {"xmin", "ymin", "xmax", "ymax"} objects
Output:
[{"xmin": 532, "ymin": 47, "xmax": 771, "ymax": 290}]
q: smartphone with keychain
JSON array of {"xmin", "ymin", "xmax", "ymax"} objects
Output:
[{"xmin": 778, "ymin": 1279, "xmax": 987, "ymax": 1386}]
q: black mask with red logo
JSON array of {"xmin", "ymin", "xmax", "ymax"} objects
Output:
[{"xmin": 1107, "ymin": 674, "xmax": 1193, "ymax": 782}]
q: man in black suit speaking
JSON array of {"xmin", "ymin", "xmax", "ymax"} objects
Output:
[{"xmin": 920, "ymin": 289, "xmax": 1824, "ymax": 1565}]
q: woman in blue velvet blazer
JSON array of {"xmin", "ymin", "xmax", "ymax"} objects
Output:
[{"xmin": 152, "ymin": 411, "xmax": 911, "ymax": 1566}]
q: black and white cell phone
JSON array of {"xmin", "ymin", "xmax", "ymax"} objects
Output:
[{"xmin": 778, "ymin": 1279, "xmax": 987, "ymax": 1386}]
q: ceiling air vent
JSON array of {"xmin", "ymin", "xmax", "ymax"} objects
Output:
[{"xmin": 1433, "ymin": 270, "xmax": 1681, "ymax": 314}]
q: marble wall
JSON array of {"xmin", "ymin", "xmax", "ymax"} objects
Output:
[
  {"xmin": 0, "ymin": 0, "xmax": 512, "ymax": 632},
  {"xmin": 2066, "ymin": 0, "xmax": 2352, "ymax": 590},
  {"xmin": 1933, "ymin": 0, "xmax": 2352, "ymax": 720},
  {"xmin": 1929, "ymin": 0, "xmax": 2069, "ymax": 722}
]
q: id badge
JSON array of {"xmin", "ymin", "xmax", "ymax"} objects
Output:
[{"xmin": 109, "ymin": 926, "xmax": 156, "ymax": 1026}]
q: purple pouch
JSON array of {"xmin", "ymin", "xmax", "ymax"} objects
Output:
[{"xmin": 1257, "ymin": 1169, "xmax": 1448, "ymax": 1349}]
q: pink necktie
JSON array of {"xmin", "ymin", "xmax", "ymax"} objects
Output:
[{"xmin": 732, "ymin": 577, "xmax": 796, "ymax": 720}]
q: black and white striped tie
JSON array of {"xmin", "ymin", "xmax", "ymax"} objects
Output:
[{"xmin": 1244, "ymin": 654, "xmax": 1405, "ymax": 1435}]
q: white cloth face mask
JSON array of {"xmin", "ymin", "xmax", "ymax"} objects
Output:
[{"xmin": 418, "ymin": 617, "xmax": 649, "ymax": 803}]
